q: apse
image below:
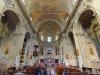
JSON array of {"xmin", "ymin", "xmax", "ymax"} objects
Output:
[{"xmin": 38, "ymin": 21, "xmax": 61, "ymax": 43}]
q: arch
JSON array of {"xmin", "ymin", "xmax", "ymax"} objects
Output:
[
  {"xmin": 78, "ymin": 7, "xmax": 96, "ymax": 16},
  {"xmin": 20, "ymin": 32, "xmax": 31, "ymax": 64},
  {"xmin": 38, "ymin": 20, "xmax": 61, "ymax": 31},
  {"xmin": 36, "ymin": 18, "xmax": 63, "ymax": 31},
  {"xmin": 78, "ymin": 8, "xmax": 100, "ymax": 58},
  {"xmin": 68, "ymin": 32, "xmax": 79, "ymax": 66},
  {"xmin": 37, "ymin": 20, "xmax": 61, "ymax": 41},
  {"xmin": 1, "ymin": 10, "xmax": 20, "ymax": 32},
  {"xmin": 78, "ymin": 9, "xmax": 95, "ymax": 30}
]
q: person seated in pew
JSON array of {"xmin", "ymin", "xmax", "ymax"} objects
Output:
[
  {"xmin": 62, "ymin": 69, "xmax": 69, "ymax": 75},
  {"xmin": 34, "ymin": 64, "xmax": 42, "ymax": 75},
  {"xmin": 15, "ymin": 67, "xmax": 29, "ymax": 75}
]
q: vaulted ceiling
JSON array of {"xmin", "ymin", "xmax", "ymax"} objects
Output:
[{"xmin": 21, "ymin": 0, "xmax": 77, "ymax": 45}]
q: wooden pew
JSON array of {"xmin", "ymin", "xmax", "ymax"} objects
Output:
[{"xmin": 70, "ymin": 72, "xmax": 88, "ymax": 75}]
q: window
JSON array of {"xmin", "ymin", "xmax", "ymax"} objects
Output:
[
  {"xmin": 73, "ymin": 0, "xmax": 77, "ymax": 5},
  {"xmin": 47, "ymin": 37, "xmax": 52, "ymax": 42}
]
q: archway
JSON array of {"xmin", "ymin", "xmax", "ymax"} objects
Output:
[
  {"xmin": 1, "ymin": 10, "xmax": 20, "ymax": 32},
  {"xmin": 78, "ymin": 9, "xmax": 95, "ymax": 31},
  {"xmin": 68, "ymin": 32, "xmax": 79, "ymax": 67},
  {"xmin": 20, "ymin": 32, "xmax": 31, "ymax": 65},
  {"xmin": 78, "ymin": 9, "xmax": 100, "ymax": 57},
  {"xmin": 38, "ymin": 21, "xmax": 61, "ymax": 55}
]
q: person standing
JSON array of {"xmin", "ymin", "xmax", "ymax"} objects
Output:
[
  {"xmin": 34, "ymin": 66, "xmax": 41, "ymax": 75},
  {"xmin": 43, "ymin": 68, "xmax": 47, "ymax": 75}
]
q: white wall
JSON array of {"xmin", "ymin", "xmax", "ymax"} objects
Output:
[
  {"xmin": 0, "ymin": 0, "xmax": 5, "ymax": 13},
  {"xmin": 73, "ymin": 23, "xmax": 99, "ymax": 69},
  {"xmin": 60, "ymin": 33, "xmax": 78, "ymax": 66},
  {"xmin": 0, "ymin": 25, "xmax": 26, "ymax": 67}
]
